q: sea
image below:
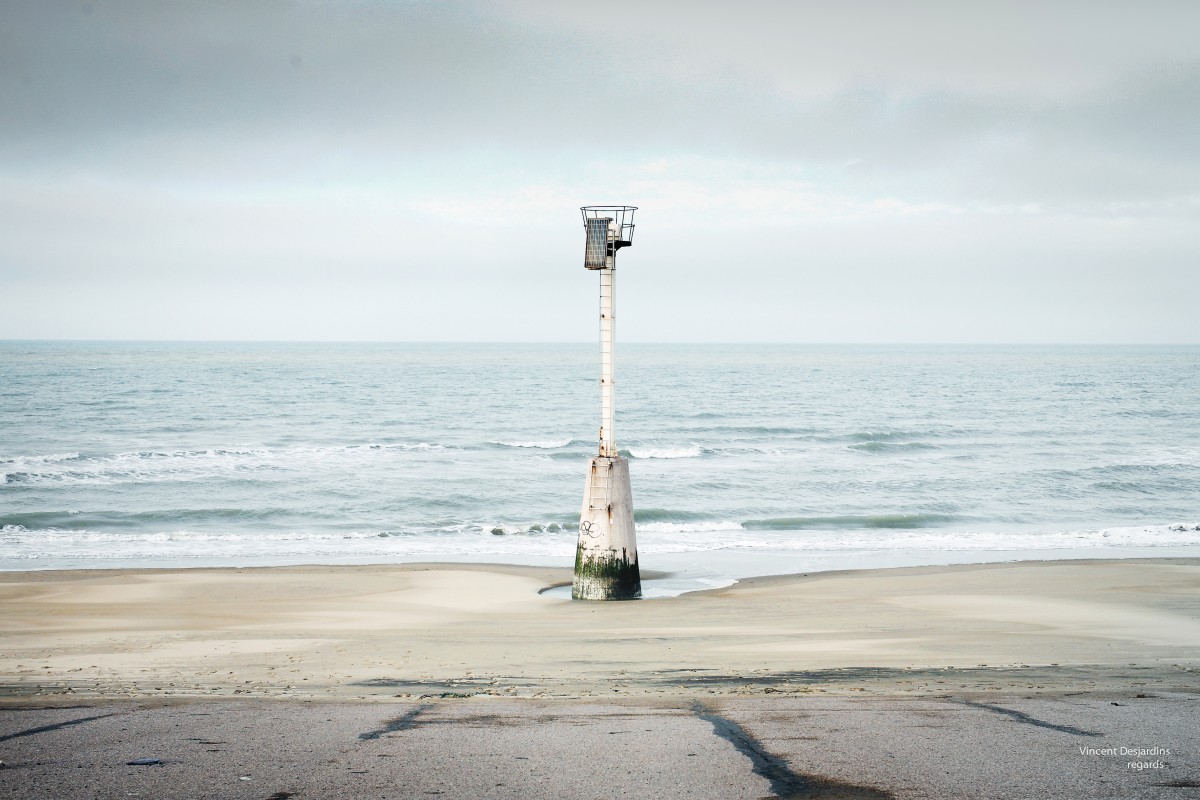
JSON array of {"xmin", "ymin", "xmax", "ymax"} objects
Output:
[{"xmin": 2, "ymin": 342, "xmax": 1198, "ymax": 596}]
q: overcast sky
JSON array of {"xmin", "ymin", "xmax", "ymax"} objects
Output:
[{"xmin": 2, "ymin": 0, "xmax": 1197, "ymax": 342}]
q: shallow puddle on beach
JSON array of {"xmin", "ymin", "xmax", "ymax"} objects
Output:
[{"xmin": 539, "ymin": 572, "xmax": 736, "ymax": 600}]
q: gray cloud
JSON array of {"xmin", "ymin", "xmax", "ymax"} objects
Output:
[
  {"xmin": 5, "ymin": 0, "xmax": 1197, "ymax": 207},
  {"xmin": 1, "ymin": 0, "xmax": 1197, "ymax": 342}
]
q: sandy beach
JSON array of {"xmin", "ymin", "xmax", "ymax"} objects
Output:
[
  {"xmin": 2, "ymin": 559, "xmax": 1199, "ymax": 798},
  {"xmin": 2, "ymin": 558, "xmax": 1199, "ymax": 701}
]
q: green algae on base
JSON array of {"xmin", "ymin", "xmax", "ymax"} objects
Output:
[{"xmin": 572, "ymin": 544, "xmax": 641, "ymax": 600}]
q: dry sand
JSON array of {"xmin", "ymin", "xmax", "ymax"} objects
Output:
[
  {"xmin": 2, "ymin": 558, "xmax": 1198, "ymax": 701},
  {"xmin": 3, "ymin": 559, "xmax": 1199, "ymax": 798}
]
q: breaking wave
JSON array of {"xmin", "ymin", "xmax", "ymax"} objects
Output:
[
  {"xmin": 848, "ymin": 440, "xmax": 940, "ymax": 453},
  {"xmin": 743, "ymin": 514, "xmax": 958, "ymax": 530},
  {"xmin": 1, "ymin": 443, "xmax": 450, "ymax": 485},
  {"xmin": 3, "ymin": 522, "xmax": 1198, "ymax": 567},
  {"xmin": 489, "ymin": 439, "xmax": 574, "ymax": 449},
  {"xmin": 626, "ymin": 445, "xmax": 703, "ymax": 459}
]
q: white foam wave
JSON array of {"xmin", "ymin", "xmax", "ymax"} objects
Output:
[
  {"xmin": 3, "ymin": 522, "xmax": 1198, "ymax": 570},
  {"xmin": 491, "ymin": 439, "xmax": 572, "ymax": 449},
  {"xmin": 127, "ymin": 448, "xmax": 270, "ymax": 459},
  {"xmin": 638, "ymin": 521, "xmax": 746, "ymax": 533},
  {"xmin": 447, "ymin": 522, "xmax": 571, "ymax": 536},
  {"xmin": 0, "ymin": 525, "xmax": 579, "ymax": 564},
  {"xmin": 628, "ymin": 445, "xmax": 702, "ymax": 459},
  {"xmin": 0, "ymin": 452, "xmax": 82, "ymax": 464},
  {"xmin": 1, "ymin": 442, "xmax": 449, "ymax": 486},
  {"xmin": 634, "ymin": 522, "xmax": 1200, "ymax": 553},
  {"xmin": 1, "ymin": 452, "xmax": 82, "ymax": 483},
  {"xmin": 364, "ymin": 443, "xmax": 446, "ymax": 452}
]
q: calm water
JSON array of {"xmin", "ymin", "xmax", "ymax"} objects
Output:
[{"xmin": 2, "ymin": 342, "xmax": 1198, "ymax": 585}]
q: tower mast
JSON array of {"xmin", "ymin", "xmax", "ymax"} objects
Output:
[
  {"xmin": 599, "ymin": 263, "xmax": 615, "ymax": 457},
  {"xmin": 573, "ymin": 206, "xmax": 641, "ymax": 601}
]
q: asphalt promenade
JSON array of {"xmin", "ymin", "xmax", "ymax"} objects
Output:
[{"xmin": 2, "ymin": 693, "xmax": 1196, "ymax": 799}]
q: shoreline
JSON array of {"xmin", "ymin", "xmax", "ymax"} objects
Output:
[
  {"xmin": 7, "ymin": 542, "xmax": 1200, "ymax": 599},
  {"xmin": 3, "ymin": 556, "xmax": 1198, "ymax": 704}
]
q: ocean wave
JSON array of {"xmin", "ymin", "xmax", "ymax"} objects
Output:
[
  {"xmin": 835, "ymin": 430, "xmax": 953, "ymax": 454},
  {"xmin": 1112, "ymin": 408, "xmax": 1181, "ymax": 418},
  {"xmin": 0, "ymin": 523, "xmax": 581, "ymax": 563},
  {"xmin": 638, "ymin": 520, "xmax": 746, "ymax": 533},
  {"xmin": 0, "ymin": 508, "xmax": 291, "ymax": 531},
  {"xmin": 694, "ymin": 444, "xmax": 788, "ymax": 456},
  {"xmin": 743, "ymin": 514, "xmax": 957, "ymax": 530},
  {"xmin": 3, "ymin": 448, "xmax": 280, "ymax": 486},
  {"xmin": 1, "ymin": 442, "xmax": 450, "ymax": 486},
  {"xmin": 847, "ymin": 440, "xmax": 939, "ymax": 453},
  {"xmin": 845, "ymin": 428, "xmax": 966, "ymax": 442},
  {"xmin": 0, "ymin": 514, "xmax": 579, "ymax": 541},
  {"xmin": 489, "ymin": 439, "xmax": 573, "ymax": 449},
  {"xmin": 123, "ymin": 448, "xmax": 271, "ymax": 460},
  {"xmin": 1, "ymin": 452, "xmax": 83, "ymax": 484},
  {"xmin": 351, "ymin": 442, "xmax": 447, "ymax": 452},
  {"xmin": 666, "ymin": 425, "xmax": 818, "ymax": 436},
  {"xmin": 635, "ymin": 522, "xmax": 1200, "ymax": 553},
  {"xmin": 634, "ymin": 508, "xmax": 725, "ymax": 523},
  {"xmin": 0, "ymin": 452, "xmax": 82, "ymax": 465},
  {"xmin": 481, "ymin": 522, "xmax": 573, "ymax": 535},
  {"xmin": 847, "ymin": 431, "xmax": 919, "ymax": 442},
  {"xmin": 3, "ymin": 522, "xmax": 1199, "ymax": 566},
  {"xmin": 626, "ymin": 445, "xmax": 703, "ymax": 459}
]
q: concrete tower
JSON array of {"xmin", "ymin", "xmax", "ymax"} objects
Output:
[{"xmin": 573, "ymin": 206, "xmax": 641, "ymax": 601}]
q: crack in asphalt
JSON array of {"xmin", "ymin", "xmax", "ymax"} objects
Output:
[
  {"xmin": 358, "ymin": 704, "xmax": 432, "ymax": 740},
  {"xmin": 0, "ymin": 713, "xmax": 116, "ymax": 743},
  {"xmin": 690, "ymin": 702, "xmax": 894, "ymax": 799},
  {"xmin": 957, "ymin": 700, "xmax": 1102, "ymax": 737}
]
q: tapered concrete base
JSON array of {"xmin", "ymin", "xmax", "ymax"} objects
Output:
[{"xmin": 573, "ymin": 456, "xmax": 641, "ymax": 600}]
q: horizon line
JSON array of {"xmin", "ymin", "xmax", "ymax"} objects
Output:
[{"xmin": 2, "ymin": 339, "xmax": 1198, "ymax": 347}]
